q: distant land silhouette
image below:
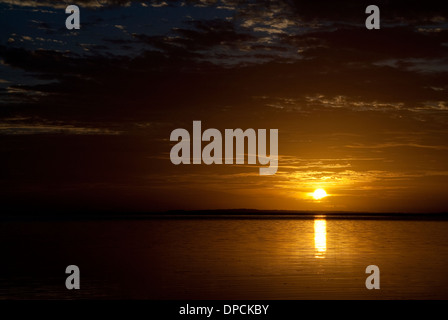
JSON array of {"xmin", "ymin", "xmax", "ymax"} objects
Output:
[{"xmin": 2, "ymin": 208, "xmax": 448, "ymax": 221}]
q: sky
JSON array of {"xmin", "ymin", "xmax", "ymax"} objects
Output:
[{"xmin": 1, "ymin": 0, "xmax": 448, "ymax": 213}]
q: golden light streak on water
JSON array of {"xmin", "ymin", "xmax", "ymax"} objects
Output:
[{"xmin": 314, "ymin": 218, "xmax": 327, "ymax": 258}]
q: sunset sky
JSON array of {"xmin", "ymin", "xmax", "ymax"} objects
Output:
[{"xmin": 1, "ymin": 0, "xmax": 448, "ymax": 213}]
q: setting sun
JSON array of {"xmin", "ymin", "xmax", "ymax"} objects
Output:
[{"xmin": 313, "ymin": 188, "xmax": 327, "ymax": 200}]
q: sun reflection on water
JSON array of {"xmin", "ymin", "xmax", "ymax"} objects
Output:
[{"xmin": 314, "ymin": 219, "xmax": 327, "ymax": 258}]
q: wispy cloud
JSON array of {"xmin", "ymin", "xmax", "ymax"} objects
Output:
[{"xmin": 0, "ymin": 122, "xmax": 121, "ymax": 135}]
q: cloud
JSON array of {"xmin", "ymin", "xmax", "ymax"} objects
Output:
[
  {"xmin": 285, "ymin": 26, "xmax": 448, "ymax": 62},
  {"xmin": 133, "ymin": 18, "xmax": 255, "ymax": 58},
  {"xmin": 345, "ymin": 142, "xmax": 448, "ymax": 151},
  {"xmin": 0, "ymin": 122, "xmax": 121, "ymax": 135},
  {"xmin": 0, "ymin": 0, "xmax": 131, "ymax": 9}
]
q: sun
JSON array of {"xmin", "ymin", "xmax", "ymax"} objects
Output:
[{"xmin": 313, "ymin": 188, "xmax": 327, "ymax": 200}]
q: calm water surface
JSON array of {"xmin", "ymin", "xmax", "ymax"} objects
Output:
[{"xmin": 1, "ymin": 217, "xmax": 448, "ymax": 299}]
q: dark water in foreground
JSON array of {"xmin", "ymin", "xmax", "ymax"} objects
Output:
[{"xmin": 1, "ymin": 216, "xmax": 448, "ymax": 299}]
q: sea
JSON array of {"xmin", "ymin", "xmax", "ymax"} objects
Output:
[{"xmin": 1, "ymin": 214, "xmax": 448, "ymax": 299}]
